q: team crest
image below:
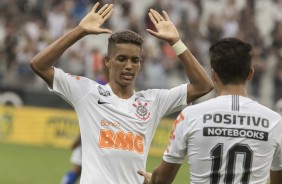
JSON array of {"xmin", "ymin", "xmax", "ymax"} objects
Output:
[{"xmin": 133, "ymin": 101, "xmax": 151, "ymax": 121}]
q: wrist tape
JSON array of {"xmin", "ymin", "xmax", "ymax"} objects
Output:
[{"xmin": 172, "ymin": 40, "xmax": 187, "ymax": 55}]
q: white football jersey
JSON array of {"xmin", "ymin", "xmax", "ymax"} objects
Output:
[
  {"xmin": 164, "ymin": 95, "xmax": 282, "ymax": 184},
  {"xmin": 51, "ymin": 68, "xmax": 187, "ymax": 184}
]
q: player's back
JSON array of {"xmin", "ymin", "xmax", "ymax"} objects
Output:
[{"xmin": 181, "ymin": 95, "xmax": 282, "ymax": 184}]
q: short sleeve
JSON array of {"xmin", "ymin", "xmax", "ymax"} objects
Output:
[
  {"xmin": 49, "ymin": 67, "xmax": 96, "ymax": 106},
  {"xmin": 163, "ymin": 111, "xmax": 188, "ymax": 164},
  {"xmin": 155, "ymin": 84, "xmax": 187, "ymax": 117}
]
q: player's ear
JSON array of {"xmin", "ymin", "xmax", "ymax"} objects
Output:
[
  {"xmin": 104, "ymin": 56, "xmax": 110, "ymax": 67},
  {"xmin": 211, "ymin": 69, "xmax": 218, "ymax": 82},
  {"xmin": 247, "ymin": 67, "xmax": 254, "ymax": 81}
]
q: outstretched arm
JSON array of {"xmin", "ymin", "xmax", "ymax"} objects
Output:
[
  {"xmin": 30, "ymin": 3, "xmax": 113, "ymax": 88},
  {"xmin": 147, "ymin": 9, "xmax": 213, "ymax": 103}
]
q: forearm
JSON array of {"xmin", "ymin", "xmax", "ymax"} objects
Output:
[
  {"xmin": 270, "ymin": 170, "xmax": 282, "ymax": 184},
  {"xmin": 177, "ymin": 46, "xmax": 213, "ymax": 102}
]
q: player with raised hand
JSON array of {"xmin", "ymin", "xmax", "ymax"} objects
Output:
[
  {"xmin": 30, "ymin": 3, "xmax": 213, "ymax": 183},
  {"xmin": 138, "ymin": 38, "xmax": 282, "ymax": 184}
]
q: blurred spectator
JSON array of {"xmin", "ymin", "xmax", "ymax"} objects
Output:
[
  {"xmin": 271, "ymin": 21, "xmax": 282, "ymax": 104},
  {"xmin": 250, "ymin": 47, "xmax": 268, "ymax": 98},
  {"xmin": 207, "ymin": 14, "xmax": 222, "ymax": 44},
  {"xmin": 273, "ymin": 54, "xmax": 282, "ymax": 103},
  {"xmin": 4, "ymin": 20, "xmax": 18, "ymax": 70},
  {"xmin": 47, "ymin": 1, "xmax": 67, "ymax": 40}
]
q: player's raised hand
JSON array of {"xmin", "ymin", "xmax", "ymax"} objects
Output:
[
  {"xmin": 78, "ymin": 2, "xmax": 113, "ymax": 35},
  {"xmin": 147, "ymin": 9, "xmax": 180, "ymax": 45},
  {"xmin": 137, "ymin": 170, "xmax": 152, "ymax": 184}
]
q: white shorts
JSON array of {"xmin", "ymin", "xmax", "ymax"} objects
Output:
[{"xmin": 70, "ymin": 145, "xmax": 82, "ymax": 166}]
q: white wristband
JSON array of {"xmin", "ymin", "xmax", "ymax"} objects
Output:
[{"xmin": 172, "ymin": 40, "xmax": 187, "ymax": 56}]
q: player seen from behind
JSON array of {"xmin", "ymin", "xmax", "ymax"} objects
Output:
[{"xmin": 138, "ymin": 38, "xmax": 282, "ymax": 184}]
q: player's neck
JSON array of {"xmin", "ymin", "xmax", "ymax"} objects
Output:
[
  {"xmin": 217, "ymin": 84, "xmax": 248, "ymax": 97},
  {"xmin": 108, "ymin": 82, "xmax": 134, "ymax": 99}
]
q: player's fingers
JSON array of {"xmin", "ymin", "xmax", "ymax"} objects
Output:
[
  {"xmin": 91, "ymin": 2, "xmax": 100, "ymax": 13},
  {"xmin": 101, "ymin": 4, "xmax": 113, "ymax": 18},
  {"xmin": 162, "ymin": 10, "xmax": 170, "ymax": 21},
  {"xmin": 148, "ymin": 12, "xmax": 157, "ymax": 26},
  {"xmin": 102, "ymin": 8, "xmax": 113, "ymax": 20},
  {"xmin": 146, "ymin": 29, "xmax": 159, "ymax": 37},
  {"xmin": 137, "ymin": 170, "xmax": 145, "ymax": 176},
  {"xmin": 99, "ymin": 29, "xmax": 112, "ymax": 34},
  {"xmin": 150, "ymin": 9, "xmax": 161, "ymax": 23},
  {"xmin": 153, "ymin": 9, "xmax": 165, "ymax": 21},
  {"xmin": 97, "ymin": 4, "xmax": 109, "ymax": 15}
]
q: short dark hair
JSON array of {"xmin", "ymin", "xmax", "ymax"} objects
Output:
[
  {"xmin": 107, "ymin": 30, "xmax": 144, "ymax": 55},
  {"xmin": 209, "ymin": 38, "xmax": 252, "ymax": 85}
]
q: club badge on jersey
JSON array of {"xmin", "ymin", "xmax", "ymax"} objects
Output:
[{"xmin": 133, "ymin": 101, "xmax": 151, "ymax": 121}]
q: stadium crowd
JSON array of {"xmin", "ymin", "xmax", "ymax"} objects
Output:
[{"xmin": 0, "ymin": 0, "xmax": 282, "ymax": 108}]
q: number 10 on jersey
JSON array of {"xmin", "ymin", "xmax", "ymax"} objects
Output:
[{"xmin": 210, "ymin": 143, "xmax": 253, "ymax": 184}]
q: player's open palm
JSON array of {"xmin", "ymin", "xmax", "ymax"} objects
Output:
[
  {"xmin": 147, "ymin": 9, "xmax": 180, "ymax": 44},
  {"xmin": 78, "ymin": 2, "xmax": 113, "ymax": 35}
]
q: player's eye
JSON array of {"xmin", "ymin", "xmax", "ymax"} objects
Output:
[
  {"xmin": 117, "ymin": 56, "xmax": 127, "ymax": 62},
  {"xmin": 132, "ymin": 58, "xmax": 141, "ymax": 64}
]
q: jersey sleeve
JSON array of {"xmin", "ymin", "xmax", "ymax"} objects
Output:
[
  {"xmin": 155, "ymin": 84, "xmax": 187, "ymax": 117},
  {"xmin": 49, "ymin": 67, "xmax": 96, "ymax": 106},
  {"xmin": 271, "ymin": 119, "xmax": 282, "ymax": 171},
  {"xmin": 163, "ymin": 111, "xmax": 188, "ymax": 164}
]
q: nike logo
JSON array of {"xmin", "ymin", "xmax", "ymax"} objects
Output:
[{"xmin": 98, "ymin": 99, "xmax": 110, "ymax": 105}]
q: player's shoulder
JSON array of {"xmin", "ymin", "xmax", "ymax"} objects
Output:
[
  {"xmin": 251, "ymin": 100, "xmax": 281, "ymax": 120},
  {"xmin": 55, "ymin": 68, "xmax": 93, "ymax": 82},
  {"xmin": 140, "ymin": 84, "xmax": 185, "ymax": 97},
  {"xmin": 181, "ymin": 98, "xmax": 218, "ymax": 118}
]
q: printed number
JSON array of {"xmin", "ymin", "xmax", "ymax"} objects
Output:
[{"xmin": 210, "ymin": 143, "xmax": 253, "ymax": 184}]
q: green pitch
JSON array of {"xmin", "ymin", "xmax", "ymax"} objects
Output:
[{"xmin": 0, "ymin": 143, "xmax": 189, "ymax": 184}]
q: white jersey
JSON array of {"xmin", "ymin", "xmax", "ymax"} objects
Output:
[
  {"xmin": 164, "ymin": 95, "xmax": 282, "ymax": 184},
  {"xmin": 51, "ymin": 68, "xmax": 187, "ymax": 184}
]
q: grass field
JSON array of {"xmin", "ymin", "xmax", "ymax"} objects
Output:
[{"xmin": 0, "ymin": 143, "xmax": 189, "ymax": 184}]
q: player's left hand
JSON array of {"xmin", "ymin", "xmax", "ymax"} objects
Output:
[
  {"xmin": 147, "ymin": 9, "xmax": 180, "ymax": 45},
  {"xmin": 137, "ymin": 170, "xmax": 152, "ymax": 184}
]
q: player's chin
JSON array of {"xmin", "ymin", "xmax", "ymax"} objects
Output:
[{"xmin": 120, "ymin": 78, "xmax": 134, "ymax": 86}]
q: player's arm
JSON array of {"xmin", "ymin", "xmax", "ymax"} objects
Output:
[
  {"xmin": 270, "ymin": 170, "xmax": 282, "ymax": 184},
  {"xmin": 147, "ymin": 9, "xmax": 213, "ymax": 104},
  {"xmin": 30, "ymin": 3, "xmax": 113, "ymax": 88},
  {"xmin": 137, "ymin": 161, "xmax": 181, "ymax": 184}
]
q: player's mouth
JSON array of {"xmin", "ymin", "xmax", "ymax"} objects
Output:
[{"xmin": 121, "ymin": 73, "xmax": 134, "ymax": 80}]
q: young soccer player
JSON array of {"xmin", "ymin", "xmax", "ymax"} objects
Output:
[
  {"xmin": 138, "ymin": 38, "xmax": 282, "ymax": 184},
  {"xmin": 30, "ymin": 3, "xmax": 213, "ymax": 183}
]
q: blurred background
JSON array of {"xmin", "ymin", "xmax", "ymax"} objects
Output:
[{"xmin": 0, "ymin": 0, "xmax": 281, "ymax": 183}]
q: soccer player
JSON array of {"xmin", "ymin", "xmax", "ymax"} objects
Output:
[
  {"xmin": 138, "ymin": 38, "xmax": 282, "ymax": 184},
  {"xmin": 61, "ymin": 135, "xmax": 82, "ymax": 184},
  {"xmin": 30, "ymin": 3, "xmax": 213, "ymax": 183}
]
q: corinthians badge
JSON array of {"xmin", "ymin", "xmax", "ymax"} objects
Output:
[{"xmin": 133, "ymin": 101, "xmax": 151, "ymax": 121}]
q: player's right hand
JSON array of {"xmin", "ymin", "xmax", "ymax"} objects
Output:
[
  {"xmin": 78, "ymin": 2, "xmax": 113, "ymax": 35},
  {"xmin": 137, "ymin": 170, "xmax": 152, "ymax": 184}
]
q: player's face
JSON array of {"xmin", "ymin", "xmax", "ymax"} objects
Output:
[{"xmin": 106, "ymin": 43, "xmax": 142, "ymax": 86}]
